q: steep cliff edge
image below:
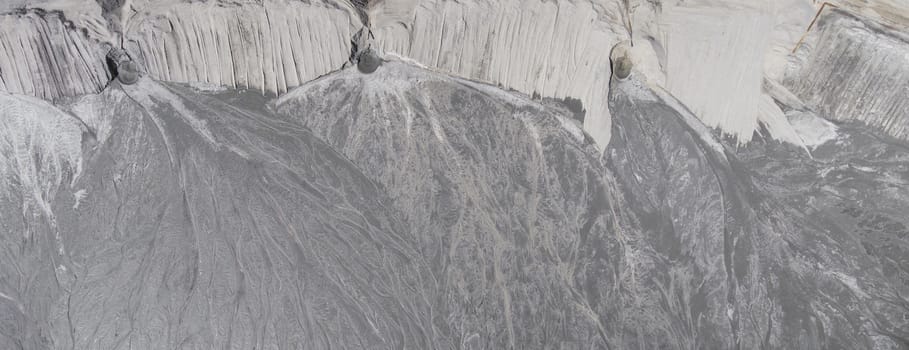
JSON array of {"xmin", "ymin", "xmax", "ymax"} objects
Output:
[
  {"xmin": 369, "ymin": 0, "xmax": 625, "ymax": 149},
  {"xmin": 123, "ymin": 0, "xmax": 363, "ymax": 95},
  {"xmin": 3, "ymin": 0, "xmax": 908, "ymax": 147},
  {"xmin": 0, "ymin": 10, "xmax": 111, "ymax": 100},
  {"xmin": 786, "ymin": 8, "xmax": 909, "ymax": 141}
]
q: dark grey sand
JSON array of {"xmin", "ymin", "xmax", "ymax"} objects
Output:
[{"xmin": 0, "ymin": 60, "xmax": 906, "ymax": 349}]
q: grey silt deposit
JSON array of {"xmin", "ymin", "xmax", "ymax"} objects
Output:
[{"xmin": 1, "ymin": 1, "xmax": 908, "ymax": 349}]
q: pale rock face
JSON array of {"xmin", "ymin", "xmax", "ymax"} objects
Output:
[
  {"xmin": 2, "ymin": 0, "xmax": 909, "ymax": 147},
  {"xmin": 1, "ymin": 0, "xmax": 367, "ymax": 100},
  {"xmin": 0, "ymin": 11, "xmax": 111, "ymax": 100},
  {"xmin": 630, "ymin": 0, "xmax": 909, "ymax": 147},
  {"xmin": 370, "ymin": 0, "xmax": 627, "ymax": 150},
  {"xmin": 659, "ymin": 4, "xmax": 771, "ymax": 144},
  {"xmin": 2, "ymin": 0, "xmax": 907, "ymax": 148},
  {"xmin": 0, "ymin": 0, "xmax": 109, "ymax": 38},
  {"xmin": 785, "ymin": 8, "xmax": 909, "ymax": 141},
  {"xmin": 124, "ymin": 0, "xmax": 362, "ymax": 96},
  {"xmin": 828, "ymin": 0, "xmax": 909, "ymax": 31},
  {"xmin": 648, "ymin": 0, "xmax": 824, "ymax": 147},
  {"xmin": 763, "ymin": 0, "xmax": 816, "ymax": 82},
  {"xmin": 362, "ymin": 0, "xmax": 849, "ymax": 149}
]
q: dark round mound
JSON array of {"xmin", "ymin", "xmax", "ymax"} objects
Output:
[
  {"xmin": 612, "ymin": 54, "xmax": 632, "ymax": 80},
  {"xmin": 357, "ymin": 50, "xmax": 381, "ymax": 74},
  {"xmin": 117, "ymin": 61, "xmax": 140, "ymax": 85}
]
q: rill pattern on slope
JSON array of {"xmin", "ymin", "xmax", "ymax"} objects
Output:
[
  {"xmin": 1, "ymin": 79, "xmax": 441, "ymax": 349},
  {"xmin": 787, "ymin": 9, "xmax": 909, "ymax": 141},
  {"xmin": 275, "ymin": 61, "xmax": 628, "ymax": 348},
  {"xmin": 607, "ymin": 74, "xmax": 909, "ymax": 349},
  {"xmin": 372, "ymin": 0, "xmax": 623, "ymax": 149},
  {"xmin": 0, "ymin": 11, "xmax": 110, "ymax": 100},
  {"xmin": 127, "ymin": 1, "xmax": 357, "ymax": 96}
]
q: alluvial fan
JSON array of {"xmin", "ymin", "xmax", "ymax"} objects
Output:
[
  {"xmin": 0, "ymin": 77, "xmax": 439, "ymax": 349},
  {"xmin": 606, "ymin": 75, "xmax": 909, "ymax": 349},
  {"xmin": 274, "ymin": 60, "xmax": 630, "ymax": 348}
]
